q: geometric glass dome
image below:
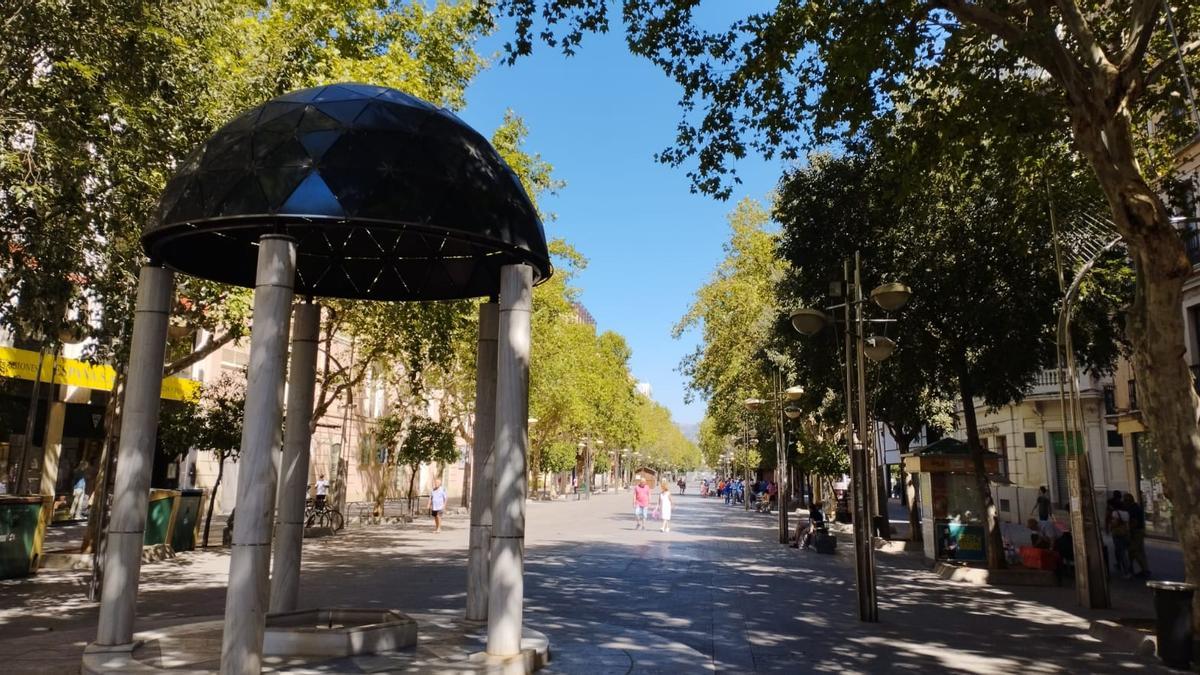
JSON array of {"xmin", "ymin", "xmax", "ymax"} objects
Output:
[{"xmin": 144, "ymin": 83, "xmax": 552, "ymax": 301}]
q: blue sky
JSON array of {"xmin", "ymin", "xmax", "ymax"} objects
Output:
[{"xmin": 460, "ymin": 14, "xmax": 787, "ymax": 427}]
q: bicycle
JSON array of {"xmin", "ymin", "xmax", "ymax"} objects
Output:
[{"xmin": 304, "ymin": 497, "xmax": 345, "ymax": 531}]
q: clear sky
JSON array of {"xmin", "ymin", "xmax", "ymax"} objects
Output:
[{"xmin": 460, "ymin": 16, "xmax": 786, "ymax": 427}]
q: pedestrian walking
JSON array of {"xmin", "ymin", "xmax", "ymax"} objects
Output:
[
  {"xmin": 633, "ymin": 477, "xmax": 651, "ymax": 529},
  {"xmin": 1030, "ymin": 486, "xmax": 1055, "ymax": 541},
  {"xmin": 429, "ymin": 478, "xmax": 447, "ymax": 533},
  {"xmin": 659, "ymin": 480, "xmax": 674, "ymax": 532},
  {"xmin": 69, "ymin": 462, "xmax": 89, "ymax": 520},
  {"xmin": 1122, "ymin": 493, "xmax": 1151, "ymax": 578},
  {"xmin": 1107, "ymin": 498, "xmax": 1132, "ymax": 578}
]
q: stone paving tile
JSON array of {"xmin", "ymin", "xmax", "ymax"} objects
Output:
[{"xmin": 0, "ymin": 490, "xmax": 1178, "ymax": 673}]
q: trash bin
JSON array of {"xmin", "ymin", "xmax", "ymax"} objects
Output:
[
  {"xmin": 144, "ymin": 489, "xmax": 180, "ymax": 546},
  {"xmin": 0, "ymin": 495, "xmax": 47, "ymax": 579},
  {"xmin": 1146, "ymin": 580, "xmax": 1195, "ymax": 669},
  {"xmin": 171, "ymin": 489, "xmax": 204, "ymax": 552}
]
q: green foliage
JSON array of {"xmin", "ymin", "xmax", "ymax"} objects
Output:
[
  {"xmin": 398, "ymin": 417, "xmax": 458, "ymax": 471},
  {"xmin": 633, "ymin": 395, "xmax": 701, "ymax": 471},
  {"xmin": 538, "ymin": 440, "xmax": 577, "ymax": 474},
  {"xmin": 791, "ymin": 406, "xmax": 850, "ymax": 479},
  {"xmin": 368, "ymin": 412, "xmax": 408, "ymax": 466},
  {"xmin": 2, "ymin": 0, "xmax": 491, "ymax": 372},
  {"xmin": 491, "ymin": 2, "xmax": 1197, "ymax": 196},
  {"xmin": 730, "ymin": 446, "xmax": 761, "ymax": 476},
  {"xmin": 674, "ymin": 198, "xmax": 781, "ymax": 439},
  {"xmin": 528, "ymin": 242, "xmax": 644, "ymax": 461},
  {"xmin": 696, "ymin": 416, "xmax": 725, "ymax": 469},
  {"xmin": 491, "ymin": 110, "xmax": 566, "ymax": 219},
  {"xmin": 157, "ymin": 397, "xmax": 201, "ymax": 462},
  {"xmin": 194, "ymin": 374, "xmax": 247, "ymax": 463}
]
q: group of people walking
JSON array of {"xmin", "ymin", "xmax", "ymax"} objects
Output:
[
  {"xmin": 632, "ymin": 477, "xmax": 674, "ymax": 532},
  {"xmin": 1026, "ymin": 485, "xmax": 1151, "ymax": 581},
  {"xmin": 1105, "ymin": 489, "xmax": 1151, "ymax": 579},
  {"xmin": 697, "ymin": 477, "xmax": 778, "ymax": 510}
]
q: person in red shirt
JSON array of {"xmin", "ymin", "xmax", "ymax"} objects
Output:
[{"xmin": 633, "ymin": 478, "xmax": 651, "ymax": 530}]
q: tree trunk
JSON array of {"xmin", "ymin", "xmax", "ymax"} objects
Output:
[
  {"xmin": 958, "ymin": 366, "xmax": 1004, "ymax": 569},
  {"xmin": 13, "ymin": 346, "xmax": 48, "ymax": 495},
  {"xmin": 897, "ymin": 438, "xmax": 921, "ymax": 543},
  {"xmin": 84, "ymin": 370, "xmax": 124, "ymax": 601},
  {"xmin": 407, "ymin": 465, "xmax": 419, "ymax": 517},
  {"xmin": 461, "ymin": 453, "xmax": 472, "ymax": 509},
  {"xmin": 202, "ymin": 457, "xmax": 224, "ymax": 548},
  {"xmin": 1069, "ymin": 108, "xmax": 1200, "ymax": 631}
]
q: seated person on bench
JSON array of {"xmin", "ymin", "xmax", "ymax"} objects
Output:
[{"xmin": 791, "ymin": 501, "xmax": 826, "ymax": 549}]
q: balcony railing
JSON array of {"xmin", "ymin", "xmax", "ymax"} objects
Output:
[
  {"xmin": 1186, "ymin": 227, "xmax": 1200, "ymax": 267},
  {"xmin": 1033, "ymin": 369, "xmax": 1059, "ymax": 387},
  {"xmin": 1029, "ymin": 368, "xmax": 1103, "ymax": 396}
]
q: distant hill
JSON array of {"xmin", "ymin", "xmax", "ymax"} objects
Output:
[{"xmin": 679, "ymin": 422, "xmax": 700, "ymax": 444}]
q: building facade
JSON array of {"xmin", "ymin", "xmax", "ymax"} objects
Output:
[
  {"xmin": 181, "ymin": 323, "xmax": 470, "ymax": 518},
  {"xmin": 953, "ymin": 368, "xmax": 1128, "ymax": 526}
]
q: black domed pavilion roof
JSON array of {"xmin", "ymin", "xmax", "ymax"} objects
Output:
[{"xmin": 144, "ymin": 83, "xmax": 551, "ymax": 301}]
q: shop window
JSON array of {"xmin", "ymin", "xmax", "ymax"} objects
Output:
[
  {"xmin": 1106, "ymin": 429, "xmax": 1123, "ymax": 447},
  {"xmin": 999, "ymin": 498, "xmax": 1011, "ymax": 512},
  {"xmin": 1024, "ymin": 432, "xmax": 1037, "ymax": 448}
]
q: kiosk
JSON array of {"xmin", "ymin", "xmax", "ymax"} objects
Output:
[{"xmin": 903, "ymin": 438, "xmax": 1000, "ymax": 563}]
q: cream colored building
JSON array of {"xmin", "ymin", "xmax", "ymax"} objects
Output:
[
  {"xmin": 954, "ymin": 368, "xmax": 1128, "ymax": 525},
  {"xmin": 181, "ymin": 324, "xmax": 469, "ymax": 518}
]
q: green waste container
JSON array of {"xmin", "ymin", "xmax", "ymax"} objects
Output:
[
  {"xmin": 144, "ymin": 489, "xmax": 180, "ymax": 546},
  {"xmin": 0, "ymin": 495, "xmax": 47, "ymax": 579},
  {"xmin": 171, "ymin": 489, "xmax": 204, "ymax": 552}
]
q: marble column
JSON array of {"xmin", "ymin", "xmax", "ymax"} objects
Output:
[
  {"xmin": 95, "ymin": 264, "xmax": 175, "ymax": 646},
  {"xmin": 487, "ymin": 265, "xmax": 532, "ymax": 656},
  {"xmin": 221, "ymin": 235, "xmax": 295, "ymax": 674},
  {"xmin": 466, "ymin": 301, "xmax": 499, "ymax": 622},
  {"xmin": 269, "ymin": 301, "xmax": 320, "ymax": 614}
]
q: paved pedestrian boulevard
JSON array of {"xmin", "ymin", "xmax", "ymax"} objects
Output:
[{"xmin": 0, "ymin": 494, "xmax": 1168, "ymax": 673}]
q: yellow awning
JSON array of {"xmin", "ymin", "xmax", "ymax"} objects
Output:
[{"xmin": 0, "ymin": 346, "xmax": 199, "ymax": 401}]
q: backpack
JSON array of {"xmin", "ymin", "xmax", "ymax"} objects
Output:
[{"xmin": 1110, "ymin": 512, "xmax": 1130, "ymax": 537}]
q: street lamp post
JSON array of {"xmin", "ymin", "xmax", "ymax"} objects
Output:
[
  {"xmin": 745, "ymin": 380, "xmax": 804, "ymax": 544},
  {"xmin": 790, "ymin": 250, "xmax": 911, "ymax": 623}
]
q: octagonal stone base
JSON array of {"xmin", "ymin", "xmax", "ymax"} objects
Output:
[
  {"xmin": 264, "ymin": 608, "xmax": 417, "ymax": 657},
  {"xmin": 82, "ymin": 611, "xmax": 549, "ymax": 674}
]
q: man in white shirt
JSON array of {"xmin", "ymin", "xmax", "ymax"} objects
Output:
[
  {"xmin": 315, "ymin": 474, "xmax": 329, "ymax": 509},
  {"xmin": 429, "ymin": 478, "xmax": 447, "ymax": 533}
]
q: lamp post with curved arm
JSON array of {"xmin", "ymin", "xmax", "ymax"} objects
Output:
[{"xmin": 790, "ymin": 251, "xmax": 911, "ymax": 624}]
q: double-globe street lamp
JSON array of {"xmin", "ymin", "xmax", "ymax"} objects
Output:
[
  {"xmin": 745, "ymin": 379, "xmax": 805, "ymax": 544},
  {"xmin": 789, "ymin": 250, "xmax": 911, "ymax": 624}
]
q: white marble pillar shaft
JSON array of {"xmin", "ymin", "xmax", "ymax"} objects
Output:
[
  {"xmin": 220, "ymin": 235, "xmax": 296, "ymax": 675},
  {"xmin": 487, "ymin": 265, "xmax": 532, "ymax": 656},
  {"xmin": 269, "ymin": 301, "xmax": 320, "ymax": 614},
  {"xmin": 466, "ymin": 301, "xmax": 499, "ymax": 622},
  {"xmin": 95, "ymin": 264, "xmax": 174, "ymax": 646}
]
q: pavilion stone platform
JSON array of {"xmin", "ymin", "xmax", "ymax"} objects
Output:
[{"xmin": 82, "ymin": 612, "xmax": 550, "ymax": 674}]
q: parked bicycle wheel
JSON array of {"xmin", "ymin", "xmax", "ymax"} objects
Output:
[{"xmin": 327, "ymin": 509, "xmax": 345, "ymax": 531}]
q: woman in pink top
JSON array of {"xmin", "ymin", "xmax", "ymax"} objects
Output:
[{"xmin": 633, "ymin": 478, "xmax": 651, "ymax": 530}]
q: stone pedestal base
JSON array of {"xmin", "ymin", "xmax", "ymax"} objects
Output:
[{"xmin": 82, "ymin": 611, "xmax": 549, "ymax": 673}]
